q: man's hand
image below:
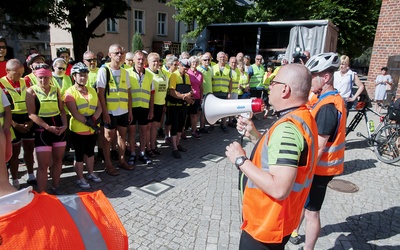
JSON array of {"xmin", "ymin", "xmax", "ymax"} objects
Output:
[{"xmin": 225, "ymin": 141, "xmax": 246, "ymax": 164}]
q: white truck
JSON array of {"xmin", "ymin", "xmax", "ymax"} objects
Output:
[{"xmin": 192, "ymin": 19, "xmax": 339, "ymax": 64}]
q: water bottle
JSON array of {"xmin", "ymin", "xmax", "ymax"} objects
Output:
[{"xmin": 368, "ymin": 120, "xmax": 375, "ymax": 132}]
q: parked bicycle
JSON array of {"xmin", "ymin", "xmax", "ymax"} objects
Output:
[{"xmin": 346, "ymin": 98, "xmax": 400, "ymax": 164}]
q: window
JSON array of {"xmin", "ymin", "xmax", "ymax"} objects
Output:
[
  {"xmin": 158, "ymin": 0, "xmax": 166, "ymax": 3},
  {"xmin": 135, "ymin": 10, "xmax": 145, "ymax": 34},
  {"xmin": 158, "ymin": 13, "xmax": 167, "ymax": 36},
  {"xmin": 107, "ymin": 18, "xmax": 118, "ymax": 33}
]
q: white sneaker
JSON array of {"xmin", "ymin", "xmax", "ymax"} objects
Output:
[
  {"xmin": 87, "ymin": 173, "xmax": 102, "ymax": 183},
  {"xmin": 77, "ymin": 179, "xmax": 91, "ymax": 189}
]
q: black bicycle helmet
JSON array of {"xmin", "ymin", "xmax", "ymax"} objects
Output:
[
  {"xmin": 56, "ymin": 47, "xmax": 70, "ymax": 57},
  {"xmin": 305, "ymin": 52, "xmax": 340, "ymax": 73}
]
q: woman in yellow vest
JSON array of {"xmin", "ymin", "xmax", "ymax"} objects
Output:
[
  {"xmin": 64, "ymin": 63, "xmax": 103, "ymax": 189},
  {"xmin": 26, "ymin": 64, "xmax": 68, "ymax": 194}
]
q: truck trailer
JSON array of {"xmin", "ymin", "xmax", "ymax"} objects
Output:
[{"xmin": 192, "ymin": 19, "xmax": 339, "ymax": 64}]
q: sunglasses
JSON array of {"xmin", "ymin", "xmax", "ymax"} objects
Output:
[
  {"xmin": 270, "ymin": 80, "xmax": 286, "ymax": 86},
  {"xmin": 34, "ymin": 64, "xmax": 50, "ymax": 70},
  {"xmin": 0, "ymin": 46, "xmax": 7, "ymax": 50},
  {"xmin": 203, "ymin": 59, "xmax": 210, "ymax": 61},
  {"xmin": 84, "ymin": 59, "xmax": 97, "ymax": 63},
  {"xmin": 57, "ymin": 67, "xmax": 66, "ymax": 71},
  {"xmin": 112, "ymin": 51, "xmax": 124, "ymax": 55}
]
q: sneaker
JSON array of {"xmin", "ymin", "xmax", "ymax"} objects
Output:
[
  {"xmin": 191, "ymin": 132, "xmax": 201, "ymax": 139},
  {"xmin": 110, "ymin": 150, "xmax": 119, "ymax": 161},
  {"xmin": 127, "ymin": 154, "xmax": 136, "ymax": 166},
  {"xmin": 139, "ymin": 154, "xmax": 152, "ymax": 165},
  {"xmin": 77, "ymin": 179, "xmax": 91, "ymax": 189},
  {"xmin": 181, "ymin": 133, "xmax": 187, "ymax": 140},
  {"xmin": 50, "ymin": 187, "xmax": 65, "ymax": 195},
  {"xmin": 289, "ymin": 233, "xmax": 301, "ymax": 245},
  {"xmin": 172, "ymin": 150, "xmax": 181, "ymax": 159},
  {"xmin": 87, "ymin": 173, "xmax": 102, "ymax": 183}
]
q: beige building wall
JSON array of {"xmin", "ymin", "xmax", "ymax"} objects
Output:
[{"xmin": 49, "ymin": 1, "xmax": 191, "ymax": 60}]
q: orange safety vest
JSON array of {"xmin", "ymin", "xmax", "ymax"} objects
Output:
[
  {"xmin": 242, "ymin": 106, "xmax": 318, "ymax": 243},
  {"xmin": 310, "ymin": 91, "xmax": 346, "ymax": 176},
  {"xmin": 0, "ymin": 190, "xmax": 128, "ymax": 249}
]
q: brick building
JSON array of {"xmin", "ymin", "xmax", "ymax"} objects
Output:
[{"xmin": 367, "ymin": 0, "xmax": 400, "ymax": 100}]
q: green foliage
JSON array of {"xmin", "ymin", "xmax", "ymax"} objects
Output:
[
  {"xmin": 167, "ymin": 0, "xmax": 249, "ymax": 38},
  {"xmin": 180, "ymin": 37, "xmax": 188, "ymax": 54},
  {"xmin": 132, "ymin": 32, "xmax": 143, "ymax": 52},
  {"xmin": 0, "ymin": 0, "xmax": 130, "ymax": 62}
]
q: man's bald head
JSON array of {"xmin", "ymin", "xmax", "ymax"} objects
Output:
[{"xmin": 274, "ymin": 64, "xmax": 311, "ymax": 103}]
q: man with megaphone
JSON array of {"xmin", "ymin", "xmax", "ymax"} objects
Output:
[{"xmin": 225, "ymin": 64, "xmax": 319, "ymax": 249}]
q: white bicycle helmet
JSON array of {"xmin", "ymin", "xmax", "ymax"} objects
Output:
[
  {"xmin": 71, "ymin": 62, "xmax": 89, "ymax": 74},
  {"xmin": 305, "ymin": 52, "xmax": 340, "ymax": 73}
]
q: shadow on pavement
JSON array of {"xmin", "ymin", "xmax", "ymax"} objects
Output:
[{"xmin": 322, "ymin": 206, "xmax": 400, "ymax": 250}]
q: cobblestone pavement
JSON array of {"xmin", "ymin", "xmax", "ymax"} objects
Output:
[{"xmin": 15, "ymin": 110, "xmax": 400, "ymax": 249}]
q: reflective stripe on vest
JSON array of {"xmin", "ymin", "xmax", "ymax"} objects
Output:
[
  {"xmin": 58, "ymin": 194, "xmax": 108, "ymax": 250},
  {"xmin": 32, "ymin": 85, "xmax": 60, "ymax": 117},
  {"xmin": 129, "ymin": 69, "xmax": 153, "ymax": 108},
  {"xmin": 105, "ymin": 67, "xmax": 129, "ymax": 111},
  {"xmin": 0, "ymin": 77, "xmax": 27, "ymax": 114},
  {"xmin": 249, "ymin": 64, "xmax": 265, "ymax": 89},
  {"xmin": 212, "ymin": 64, "xmax": 231, "ymax": 93},
  {"xmin": 310, "ymin": 92, "xmax": 346, "ymax": 176}
]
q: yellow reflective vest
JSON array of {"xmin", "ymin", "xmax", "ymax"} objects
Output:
[
  {"xmin": 105, "ymin": 67, "xmax": 129, "ymax": 111},
  {"xmin": 146, "ymin": 68, "xmax": 167, "ymax": 105},
  {"xmin": 212, "ymin": 64, "xmax": 231, "ymax": 93},
  {"xmin": 128, "ymin": 68, "xmax": 153, "ymax": 108},
  {"xmin": 31, "ymin": 84, "xmax": 60, "ymax": 117},
  {"xmin": 0, "ymin": 77, "xmax": 27, "ymax": 114},
  {"xmin": 65, "ymin": 86, "xmax": 98, "ymax": 134}
]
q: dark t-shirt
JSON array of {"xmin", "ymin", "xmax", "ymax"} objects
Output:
[{"xmin": 315, "ymin": 103, "xmax": 338, "ymax": 142}]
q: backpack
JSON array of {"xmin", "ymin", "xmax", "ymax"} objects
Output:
[{"xmin": 388, "ymin": 98, "xmax": 400, "ymax": 122}]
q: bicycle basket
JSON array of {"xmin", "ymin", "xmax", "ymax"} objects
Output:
[{"xmin": 388, "ymin": 105, "xmax": 400, "ymax": 122}]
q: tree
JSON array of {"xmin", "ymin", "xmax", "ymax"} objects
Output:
[
  {"xmin": 132, "ymin": 32, "xmax": 143, "ymax": 52},
  {"xmin": 180, "ymin": 37, "xmax": 188, "ymax": 54},
  {"xmin": 167, "ymin": 0, "xmax": 249, "ymax": 38},
  {"xmin": 0, "ymin": 0, "xmax": 131, "ymax": 62}
]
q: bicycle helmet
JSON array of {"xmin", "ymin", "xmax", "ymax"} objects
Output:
[
  {"xmin": 56, "ymin": 47, "xmax": 70, "ymax": 57},
  {"xmin": 26, "ymin": 53, "xmax": 45, "ymax": 66},
  {"xmin": 71, "ymin": 62, "xmax": 89, "ymax": 75},
  {"xmin": 305, "ymin": 52, "xmax": 340, "ymax": 73}
]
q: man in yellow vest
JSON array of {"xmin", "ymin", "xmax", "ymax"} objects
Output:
[
  {"xmin": 197, "ymin": 52, "xmax": 213, "ymax": 134},
  {"xmin": 83, "ymin": 50, "xmax": 99, "ymax": 88},
  {"xmin": 225, "ymin": 64, "xmax": 318, "ymax": 249},
  {"xmin": 0, "ymin": 59, "xmax": 36, "ymax": 189},
  {"xmin": 289, "ymin": 53, "xmax": 346, "ymax": 249},
  {"xmin": 126, "ymin": 50, "xmax": 154, "ymax": 166},
  {"xmin": 247, "ymin": 54, "xmax": 265, "ymax": 98},
  {"xmin": 211, "ymin": 51, "xmax": 232, "ymax": 133},
  {"xmin": 97, "ymin": 44, "xmax": 133, "ymax": 176}
]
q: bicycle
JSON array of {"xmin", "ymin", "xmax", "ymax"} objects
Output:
[{"xmin": 346, "ymin": 99, "xmax": 400, "ymax": 164}]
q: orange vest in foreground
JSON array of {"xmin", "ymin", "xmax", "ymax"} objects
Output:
[
  {"xmin": 242, "ymin": 106, "xmax": 318, "ymax": 243},
  {"xmin": 0, "ymin": 190, "xmax": 128, "ymax": 249},
  {"xmin": 310, "ymin": 92, "xmax": 346, "ymax": 176}
]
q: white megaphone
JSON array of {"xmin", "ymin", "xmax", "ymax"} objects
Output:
[{"xmin": 203, "ymin": 94, "xmax": 264, "ymax": 125}]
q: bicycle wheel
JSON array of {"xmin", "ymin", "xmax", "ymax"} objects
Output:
[{"xmin": 373, "ymin": 124, "xmax": 400, "ymax": 164}]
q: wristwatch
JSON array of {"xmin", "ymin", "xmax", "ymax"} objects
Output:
[{"xmin": 235, "ymin": 156, "xmax": 248, "ymax": 170}]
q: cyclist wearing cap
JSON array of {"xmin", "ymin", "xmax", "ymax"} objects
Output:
[
  {"xmin": 24, "ymin": 53, "xmax": 46, "ymax": 86},
  {"xmin": 56, "ymin": 47, "xmax": 73, "ymax": 76},
  {"xmin": 289, "ymin": 53, "xmax": 346, "ymax": 249}
]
